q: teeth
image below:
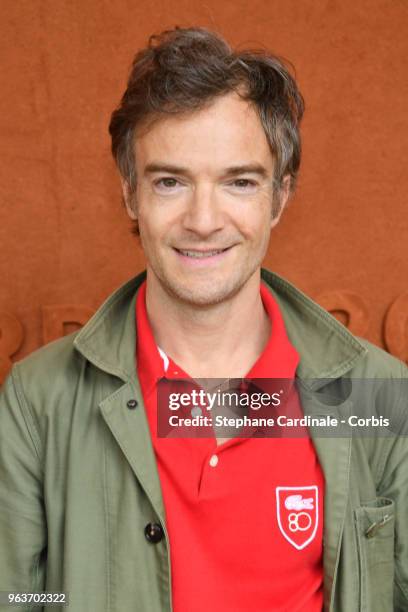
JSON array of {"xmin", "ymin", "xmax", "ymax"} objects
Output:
[{"xmin": 178, "ymin": 249, "xmax": 225, "ymax": 258}]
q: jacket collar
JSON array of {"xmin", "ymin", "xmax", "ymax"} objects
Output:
[
  {"xmin": 260, "ymin": 269, "xmax": 368, "ymax": 386},
  {"xmin": 73, "ymin": 268, "xmax": 368, "ymax": 389}
]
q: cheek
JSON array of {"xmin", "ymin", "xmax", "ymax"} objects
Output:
[
  {"xmin": 138, "ymin": 209, "xmax": 176, "ymax": 252},
  {"xmin": 137, "ymin": 189, "xmax": 184, "ymax": 234},
  {"xmin": 231, "ymin": 191, "xmax": 273, "ymax": 222},
  {"xmin": 234, "ymin": 206, "xmax": 273, "ymax": 238}
]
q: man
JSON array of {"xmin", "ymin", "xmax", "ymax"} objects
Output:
[{"xmin": 0, "ymin": 27, "xmax": 407, "ymax": 612}]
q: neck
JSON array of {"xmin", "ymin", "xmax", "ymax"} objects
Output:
[{"xmin": 145, "ymin": 270, "xmax": 271, "ymax": 379}]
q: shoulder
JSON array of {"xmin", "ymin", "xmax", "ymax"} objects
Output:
[
  {"xmin": 11, "ymin": 330, "xmax": 84, "ymax": 393},
  {"xmin": 0, "ymin": 332, "xmax": 86, "ymax": 461},
  {"xmin": 2, "ymin": 331, "xmax": 86, "ymax": 430},
  {"xmin": 353, "ymin": 336, "xmax": 408, "ymax": 379}
]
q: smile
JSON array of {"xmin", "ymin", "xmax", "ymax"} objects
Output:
[
  {"xmin": 173, "ymin": 246, "xmax": 233, "ymax": 266},
  {"xmin": 175, "ymin": 248, "xmax": 229, "ymax": 258}
]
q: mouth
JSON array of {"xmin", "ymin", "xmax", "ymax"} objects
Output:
[
  {"xmin": 174, "ymin": 247, "xmax": 230, "ymax": 258},
  {"xmin": 173, "ymin": 246, "xmax": 233, "ymax": 265}
]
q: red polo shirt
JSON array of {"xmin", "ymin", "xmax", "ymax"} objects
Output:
[{"xmin": 136, "ymin": 280, "xmax": 324, "ymax": 612}]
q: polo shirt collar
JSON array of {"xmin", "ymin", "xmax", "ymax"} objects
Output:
[
  {"xmin": 135, "ymin": 281, "xmax": 167, "ymax": 398},
  {"xmin": 136, "ymin": 279, "xmax": 300, "ymax": 398}
]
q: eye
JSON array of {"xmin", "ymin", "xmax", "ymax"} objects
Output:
[
  {"xmin": 154, "ymin": 177, "xmax": 181, "ymax": 190},
  {"xmin": 229, "ymin": 178, "xmax": 258, "ymax": 191}
]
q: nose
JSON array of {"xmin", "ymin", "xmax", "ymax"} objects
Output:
[{"xmin": 181, "ymin": 182, "xmax": 225, "ymax": 237}]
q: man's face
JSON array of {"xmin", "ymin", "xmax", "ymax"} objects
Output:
[{"xmin": 124, "ymin": 92, "xmax": 289, "ymax": 306}]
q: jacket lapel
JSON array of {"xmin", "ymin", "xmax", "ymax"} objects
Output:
[
  {"xmin": 98, "ymin": 380, "xmax": 166, "ymax": 523},
  {"xmin": 73, "ymin": 271, "xmax": 166, "ymax": 524}
]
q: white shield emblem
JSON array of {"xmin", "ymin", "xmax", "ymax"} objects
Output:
[{"xmin": 276, "ymin": 486, "xmax": 318, "ymax": 550}]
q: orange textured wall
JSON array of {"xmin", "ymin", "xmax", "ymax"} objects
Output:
[{"xmin": 1, "ymin": 0, "xmax": 407, "ymax": 381}]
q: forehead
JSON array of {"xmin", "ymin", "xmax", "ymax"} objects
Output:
[{"xmin": 134, "ymin": 92, "xmax": 274, "ymax": 172}]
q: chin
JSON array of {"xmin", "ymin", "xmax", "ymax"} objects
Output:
[{"xmin": 164, "ymin": 277, "xmax": 243, "ymax": 307}]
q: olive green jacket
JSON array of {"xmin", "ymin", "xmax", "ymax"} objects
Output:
[{"xmin": 1, "ymin": 269, "xmax": 407, "ymax": 611}]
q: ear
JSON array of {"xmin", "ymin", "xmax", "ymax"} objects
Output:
[
  {"xmin": 270, "ymin": 175, "xmax": 291, "ymax": 229},
  {"xmin": 121, "ymin": 178, "xmax": 137, "ymax": 221}
]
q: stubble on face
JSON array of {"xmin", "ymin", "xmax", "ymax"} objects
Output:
[
  {"xmin": 145, "ymin": 241, "xmax": 266, "ymax": 308},
  {"xmin": 137, "ymin": 192, "xmax": 282, "ymax": 310}
]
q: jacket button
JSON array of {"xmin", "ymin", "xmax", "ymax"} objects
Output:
[
  {"xmin": 127, "ymin": 399, "xmax": 138, "ymax": 409},
  {"xmin": 144, "ymin": 522, "xmax": 164, "ymax": 543}
]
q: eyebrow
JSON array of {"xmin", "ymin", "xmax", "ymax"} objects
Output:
[
  {"xmin": 223, "ymin": 164, "xmax": 269, "ymax": 178},
  {"xmin": 143, "ymin": 162, "xmax": 270, "ymax": 179}
]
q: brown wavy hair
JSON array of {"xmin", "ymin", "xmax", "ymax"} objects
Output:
[{"xmin": 109, "ymin": 27, "xmax": 304, "ymax": 232}]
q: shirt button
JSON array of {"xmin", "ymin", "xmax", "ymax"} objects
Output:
[
  {"xmin": 191, "ymin": 406, "xmax": 202, "ymax": 417},
  {"xmin": 144, "ymin": 522, "xmax": 164, "ymax": 544},
  {"xmin": 127, "ymin": 399, "xmax": 138, "ymax": 409},
  {"xmin": 209, "ymin": 454, "xmax": 219, "ymax": 467}
]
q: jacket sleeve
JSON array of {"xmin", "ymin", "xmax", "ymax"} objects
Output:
[
  {"xmin": 0, "ymin": 365, "xmax": 47, "ymax": 610},
  {"xmin": 377, "ymin": 362, "xmax": 408, "ymax": 611}
]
